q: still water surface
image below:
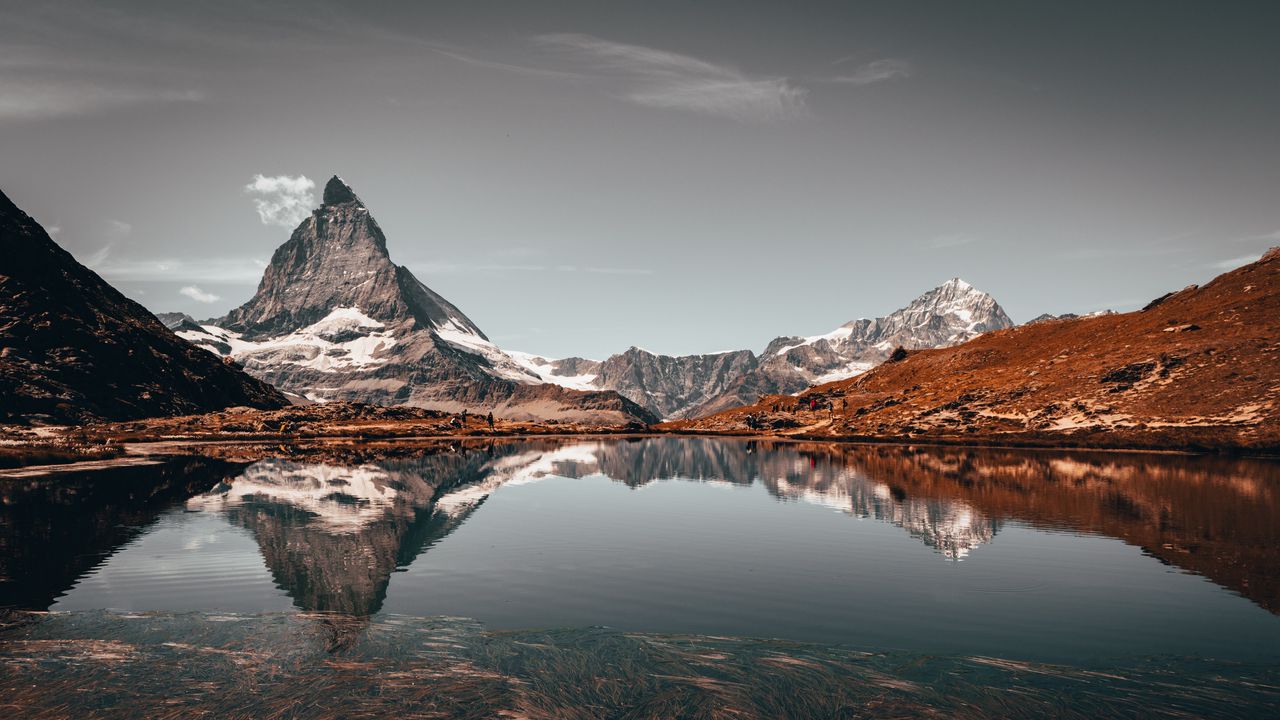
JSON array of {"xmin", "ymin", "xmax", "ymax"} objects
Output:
[{"xmin": 3, "ymin": 438, "xmax": 1279, "ymax": 715}]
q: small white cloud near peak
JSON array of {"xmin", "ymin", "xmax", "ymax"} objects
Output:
[
  {"xmin": 245, "ymin": 174, "xmax": 316, "ymax": 227},
  {"xmin": 180, "ymin": 285, "xmax": 220, "ymax": 303}
]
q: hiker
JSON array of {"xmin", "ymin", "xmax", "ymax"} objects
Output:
[{"xmin": 487, "ymin": 412, "xmax": 495, "ymax": 430}]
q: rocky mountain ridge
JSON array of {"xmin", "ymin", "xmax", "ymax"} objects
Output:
[{"xmin": 510, "ymin": 278, "xmax": 1013, "ymax": 419}]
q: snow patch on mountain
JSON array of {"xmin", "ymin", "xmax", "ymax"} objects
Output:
[
  {"xmin": 506, "ymin": 351, "xmax": 600, "ymax": 391},
  {"xmin": 431, "ymin": 319, "xmax": 541, "ymax": 383},
  {"xmin": 178, "ymin": 306, "xmax": 398, "ymax": 373},
  {"xmin": 188, "ymin": 461, "xmax": 400, "ymax": 532},
  {"xmin": 433, "ymin": 443, "xmax": 604, "ymax": 516}
]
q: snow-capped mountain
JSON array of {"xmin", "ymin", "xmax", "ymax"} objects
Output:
[
  {"xmin": 175, "ymin": 176, "xmax": 654, "ymax": 424},
  {"xmin": 764, "ymin": 278, "xmax": 1011, "ymax": 382},
  {"xmin": 688, "ymin": 278, "xmax": 1013, "ymax": 417},
  {"xmin": 508, "ymin": 279, "xmax": 1012, "ymax": 420}
]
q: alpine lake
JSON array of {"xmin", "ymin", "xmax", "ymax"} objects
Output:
[{"xmin": 2, "ymin": 437, "xmax": 1278, "ymax": 718}]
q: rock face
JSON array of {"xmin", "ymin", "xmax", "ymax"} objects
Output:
[
  {"xmin": 688, "ymin": 278, "xmax": 1012, "ymax": 417},
  {"xmin": 177, "ymin": 176, "xmax": 655, "ymax": 425},
  {"xmin": 0, "ymin": 187, "xmax": 288, "ymax": 424},
  {"xmin": 515, "ymin": 278, "xmax": 1012, "ymax": 420},
  {"xmin": 593, "ymin": 348, "xmax": 760, "ymax": 419},
  {"xmin": 155, "ymin": 312, "xmax": 205, "ymax": 334},
  {"xmin": 509, "ymin": 348, "xmax": 760, "ymax": 420}
]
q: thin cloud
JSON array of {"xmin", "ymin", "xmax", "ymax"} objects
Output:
[
  {"xmin": 554, "ymin": 264, "xmax": 652, "ymax": 275},
  {"xmin": 424, "ymin": 44, "xmax": 586, "ymax": 80},
  {"xmin": 414, "ymin": 262, "xmax": 650, "ymax": 276},
  {"xmin": 1233, "ymin": 229, "xmax": 1280, "ymax": 243},
  {"xmin": 105, "ymin": 219, "xmax": 132, "ymax": 238},
  {"xmin": 927, "ymin": 234, "xmax": 975, "ymax": 249},
  {"xmin": 93, "ymin": 256, "xmax": 268, "ymax": 283},
  {"xmin": 179, "ymin": 285, "xmax": 220, "ymax": 303},
  {"xmin": 828, "ymin": 58, "xmax": 913, "ymax": 86},
  {"xmin": 415, "ymin": 262, "xmax": 548, "ymax": 275},
  {"xmin": 1211, "ymin": 253, "xmax": 1262, "ymax": 270},
  {"xmin": 84, "ymin": 244, "xmax": 112, "ymax": 267},
  {"xmin": 0, "ymin": 79, "xmax": 205, "ymax": 121},
  {"xmin": 245, "ymin": 174, "xmax": 316, "ymax": 227},
  {"xmin": 579, "ymin": 266, "xmax": 652, "ymax": 276},
  {"xmin": 533, "ymin": 33, "xmax": 807, "ymax": 122}
]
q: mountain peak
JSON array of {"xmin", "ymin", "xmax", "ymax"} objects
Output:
[
  {"xmin": 322, "ymin": 175, "xmax": 361, "ymax": 205},
  {"xmin": 941, "ymin": 277, "xmax": 974, "ymax": 291}
]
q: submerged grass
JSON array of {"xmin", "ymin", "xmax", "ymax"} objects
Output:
[{"xmin": 1, "ymin": 611, "xmax": 1276, "ymax": 719}]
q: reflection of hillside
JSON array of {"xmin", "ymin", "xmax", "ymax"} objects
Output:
[
  {"xmin": 792, "ymin": 443, "xmax": 1280, "ymax": 613},
  {"xmin": 0, "ymin": 458, "xmax": 239, "ymax": 609}
]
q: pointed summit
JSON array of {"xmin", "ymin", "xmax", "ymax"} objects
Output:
[{"xmin": 323, "ymin": 175, "xmax": 361, "ymax": 205}]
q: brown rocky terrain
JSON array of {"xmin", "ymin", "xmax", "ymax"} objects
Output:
[
  {"xmin": 0, "ymin": 403, "xmax": 651, "ymax": 475},
  {"xmin": 0, "ymin": 188, "xmax": 288, "ymax": 424},
  {"xmin": 665, "ymin": 248, "xmax": 1280, "ymax": 453}
]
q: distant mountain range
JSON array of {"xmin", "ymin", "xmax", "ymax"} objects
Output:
[
  {"xmin": 0, "ymin": 187, "xmax": 287, "ymax": 424},
  {"xmin": 508, "ymin": 278, "xmax": 1013, "ymax": 419}
]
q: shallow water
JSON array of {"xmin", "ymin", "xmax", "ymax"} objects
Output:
[{"xmin": 2, "ymin": 437, "xmax": 1279, "ymax": 717}]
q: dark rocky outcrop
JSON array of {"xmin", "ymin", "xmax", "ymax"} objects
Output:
[
  {"xmin": 591, "ymin": 347, "xmax": 760, "ymax": 420},
  {"xmin": 0, "ymin": 188, "xmax": 288, "ymax": 424}
]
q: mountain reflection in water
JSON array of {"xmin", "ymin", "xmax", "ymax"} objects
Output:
[
  {"xmin": 3, "ymin": 438, "xmax": 1277, "ymax": 620},
  {"xmin": 3, "ymin": 438, "xmax": 1280, "ymax": 716}
]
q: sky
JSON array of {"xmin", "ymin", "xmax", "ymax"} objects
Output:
[{"xmin": 2, "ymin": 0, "xmax": 1278, "ymax": 359}]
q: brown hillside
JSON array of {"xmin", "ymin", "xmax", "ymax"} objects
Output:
[{"xmin": 666, "ymin": 248, "xmax": 1280, "ymax": 452}]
